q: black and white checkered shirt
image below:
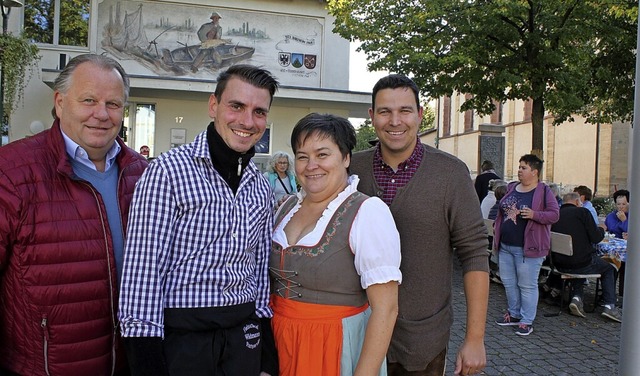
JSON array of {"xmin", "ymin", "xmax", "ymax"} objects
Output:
[{"xmin": 119, "ymin": 130, "xmax": 273, "ymax": 338}]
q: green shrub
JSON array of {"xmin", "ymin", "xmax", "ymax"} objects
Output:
[
  {"xmin": 592, "ymin": 197, "xmax": 615, "ymax": 216},
  {"xmin": 0, "ymin": 33, "xmax": 40, "ymax": 118}
]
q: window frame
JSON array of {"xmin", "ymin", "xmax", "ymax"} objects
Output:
[{"xmin": 23, "ymin": 0, "xmax": 92, "ymax": 48}]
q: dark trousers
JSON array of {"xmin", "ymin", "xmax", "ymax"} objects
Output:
[
  {"xmin": 557, "ymin": 255, "xmax": 617, "ymax": 305},
  {"xmin": 163, "ymin": 303, "xmax": 262, "ymax": 376},
  {"xmin": 387, "ymin": 348, "xmax": 447, "ymax": 376},
  {"xmin": 617, "ymin": 262, "xmax": 625, "ymax": 297}
]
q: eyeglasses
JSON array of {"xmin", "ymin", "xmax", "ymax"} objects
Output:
[{"xmin": 277, "ymin": 162, "xmax": 289, "ymax": 165}]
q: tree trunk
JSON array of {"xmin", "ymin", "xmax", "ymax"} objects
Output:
[{"xmin": 531, "ymin": 96, "xmax": 545, "ymax": 159}]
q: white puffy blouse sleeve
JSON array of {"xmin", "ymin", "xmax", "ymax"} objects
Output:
[{"xmin": 350, "ymin": 196, "xmax": 402, "ymax": 289}]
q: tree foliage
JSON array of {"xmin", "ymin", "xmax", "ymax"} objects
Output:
[
  {"xmin": 355, "ymin": 120, "xmax": 377, "ymax": 151},
  {"xmin": 24, "ymin": 0, "xmax": 90, "ymax": 46},
  {"xmin": 420, "ymin": 101, "xmax": 436, "ymax": 132},
  {"xmin": 328, "ymin": 0, "xmax": 637, "ymax": 154},
  {"xmin": 0, "ymin": 34, "xmax": 40, "ymax": 118}
]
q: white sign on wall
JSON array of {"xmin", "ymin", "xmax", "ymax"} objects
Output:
[{"xmin": 170, "ymin": 128, "xmax": 187, "ymax": 148}]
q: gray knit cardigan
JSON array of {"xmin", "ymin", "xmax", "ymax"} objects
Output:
[{"xmin": 351, "ymin": 143, "xmax": 489, "ymax": 371}]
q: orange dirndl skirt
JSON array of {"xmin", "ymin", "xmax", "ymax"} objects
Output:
[{"xmin": 270, "ymin": 295, "xmax": 368, "ymax": 376}]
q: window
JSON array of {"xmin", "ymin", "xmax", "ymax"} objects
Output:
[
  {"xmin": 523, "ymin": 99, "xmax": 533, "ymax": 122},
  {"xmin": 24, "ymin": 0, "xmax": 90, "ymax": 47},
  {"xmin": 490, "ymin": 100, "xmax": 503, "ymax": 124},
  {"xmin": 464, "ymin": 94, "xmax": 474, "ymax": 132},
  {"xmin": 123, "ymin": 104, "xmax": 156, "ymax": 157},
  {"xmin": 255, "ymin": 126, "xmax": 270, "ymax": 154},
  {"xmin": 442, "ymin": 96, "xmax": 451, "ymax": 136}
]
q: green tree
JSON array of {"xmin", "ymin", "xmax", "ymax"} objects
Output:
[
  {"xmin": 24, "ymin": 0, "xmax": 89, "ymax": 46},
  {"xmin": 420, "ymin": 101, "xmax": 436, "ymax": 133},
  {"xmin": 0, "ymin": 33, "xmax": 40, "ymax": 137},
  {"xmin": 355, "ymin": 119, "xmax": 377, "ymax": 151},
  {"xmin": 328, "ymin": 0, "xmax": 637, "ymax": 156}
]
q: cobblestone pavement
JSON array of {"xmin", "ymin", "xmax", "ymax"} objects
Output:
[{"xmin": 445, "ymin": 262, "xmax": 620, "ymax": 375}]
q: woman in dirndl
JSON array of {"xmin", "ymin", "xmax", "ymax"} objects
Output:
[{"xmin": 269, "ymin": 113, "xmax": 401, "ymax": 376}]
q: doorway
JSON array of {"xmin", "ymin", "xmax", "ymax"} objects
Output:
[{"xmin": 123, "ymin": 103, "xmax": 156, "ymax": 157}]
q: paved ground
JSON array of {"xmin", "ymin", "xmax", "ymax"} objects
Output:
[{"xmin": 444, "ymin": 262, "xmax": 621, "ymax": 375}]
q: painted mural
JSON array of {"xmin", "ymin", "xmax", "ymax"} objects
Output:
[{"xmin": 98, "ymin": 1, "xmax": 323, "ymax": 87}]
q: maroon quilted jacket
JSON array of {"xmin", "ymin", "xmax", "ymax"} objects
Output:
[{"xmin": 0, "ymin": 120, "xmax": 147, "ymax": 375}]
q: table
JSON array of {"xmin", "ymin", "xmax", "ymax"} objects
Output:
[{"xmin": 596, "ymin": 237, "xmax": 627, "ymax": 270}]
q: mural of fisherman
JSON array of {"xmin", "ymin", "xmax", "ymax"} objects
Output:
[
  {"xmin": 97, "ymin": 0, "xmax": 322, "ymax": 86},
  {"xmin": 198, "ymin": 11, "xmax": 223, "ymax": 41},
  {"xmin": 191, "ymin": 11, "xmax": 227, "ymax": 72}
]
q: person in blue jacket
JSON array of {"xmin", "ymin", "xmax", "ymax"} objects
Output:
[
  {"xmin": 603, "ymin": 189, "xmax": 629, "ymax": 297},
  {"xmin": 264, "ymin": 151, "xmax": 298, "ymax": 203},
  {"xmin": 604, "ymin": 189, "xmax": 629, "ymax": 239}
]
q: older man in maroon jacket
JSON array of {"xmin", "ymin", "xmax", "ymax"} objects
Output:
[{"xmin": 0, "ymin": 54, "xmax": 147, "ymax": 375}]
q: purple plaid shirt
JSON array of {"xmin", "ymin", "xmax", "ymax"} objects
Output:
[{"xmin": 372, "ymin": 138, "xmax": 424, "ymax": 205}]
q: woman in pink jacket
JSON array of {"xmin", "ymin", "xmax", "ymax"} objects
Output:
[{"xmin": 492, "ymin": 154, "xmax": 559, "ymax": 336}]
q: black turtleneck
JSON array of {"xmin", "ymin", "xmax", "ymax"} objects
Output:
[
  {"xmin": 206, "ymin": 123, "xmax": 279, "ymax": 374},
  {"xmin": 206, "ymin": 122, "xmax": 255, "ymax": 194}
]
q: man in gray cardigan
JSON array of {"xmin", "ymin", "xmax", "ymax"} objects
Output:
[{"xmin": 350, "ymin": 74, "xmax": 489, "ymax": 376}]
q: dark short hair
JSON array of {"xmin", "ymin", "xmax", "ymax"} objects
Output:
[
  {"xmin": 291, "ymin": 113, "xmax": 356, "ymax": 160},
  {"xmin": 494, "ymin": 185, "xmax": 508, "ymax": 200},
  {"xmin": 573, "ymin": 185, "xmax": 593, "ymax": 201},
  {"xmin": 519, "ymin": 154, "xmax": 543, "ymax": 175},
  {"xmin": 613, "ymin": 189, "xmax": 630, "ymax": 203},
  {"xmin": 215, "ymin": 64, "xmax": 279, "ymax": 105},
  {"xmin": 481, "ymin": 160, "xmax": 494, "ymax": 171},
  {"xmin": 372, "ymin": 74, "xmax": 420, "ymax": 110},
  {"xmin": 52, "ymin": 54, "xmax": 130, "ymax": 119}
]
